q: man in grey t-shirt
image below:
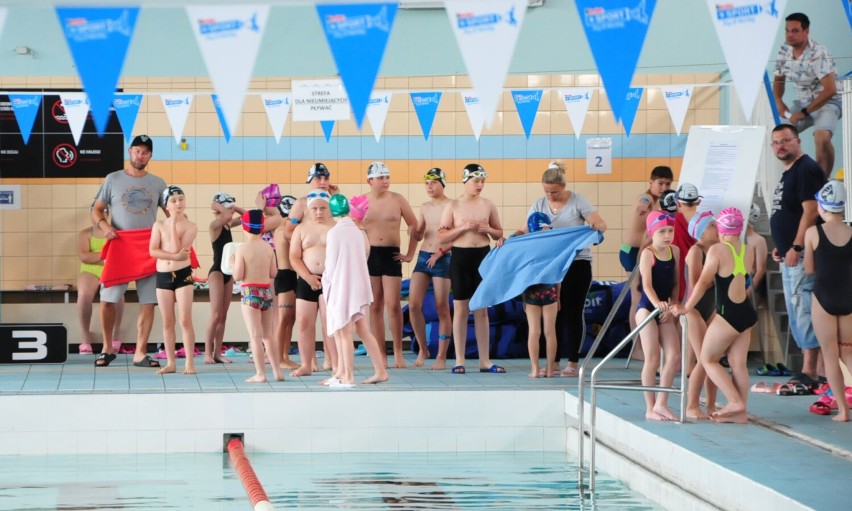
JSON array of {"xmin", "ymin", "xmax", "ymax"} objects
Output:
[{"xmin": 90, "ymin": 135, "xmax": 166, "ymax": 368}]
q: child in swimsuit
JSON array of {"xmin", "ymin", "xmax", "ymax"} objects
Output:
[
  {"xmin": 522, "ymin": 212, "xmax": 560, "ymax": 378},
  {"xmin": 674, "ymin": 208, "xmax": 755, "ymax": 424},
  {"xmin": 636, "ymin": 211, "xmax": 681, "ymax": 421},
  {"xmin": 804, "ymin": 180, "xmax": 852, "ymax": 422},
  {"xmin": 233, "ymin": 209, "xmax": 283, "ymax": 383}
]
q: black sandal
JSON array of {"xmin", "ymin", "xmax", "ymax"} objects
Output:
[
  {"xmin": 132, "ymin": 355, "xmax": 160, "ymax": 368},
  {"xmin": 94, "ymin": 353, "xmax": 117, "ymax": 367}
]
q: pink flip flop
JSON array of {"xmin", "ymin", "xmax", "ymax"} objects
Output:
[{"xmin": 78, "ymin": 343, "xmax": 93, "ymax": 355}]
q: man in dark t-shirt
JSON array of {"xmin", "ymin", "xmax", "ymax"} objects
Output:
[{"xmin": 769, "ymin": 124, "xmax": 825, "ymax": 378}]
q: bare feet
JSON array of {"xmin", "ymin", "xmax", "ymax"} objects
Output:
[
  {"xmin": 529, "ymin": 365, "xmax": 541, "ymax": 378},
  {"xmin": 711, "ymin": 411, "xmax": 748, "ymax": 424},
  {"xmin": 653, "ymin": 405, "xmax": 676, "ymax": 421},
  {"xmin": 686, "ymin": 407, "xmax": 710, "ymax": 421},
  {"xmin": 204, "ymin": 355, "xmax": 216, "ymax": 364},
  {"xmin": 414, "ymin": 352, "xmax": 429, "ymax": 367},
  {"xmin": 362, "ymin": 373, "xmax": 390, "ymax": 384},
  {"xmin": 561, "ymin": 365, "xmax": 579, "ymax": 377},
  {"xmin": 320, "ymin": 377, "xmax": 340, "ymax": 386},
  {"xmin": 273, "ymin": 373, "xmax": 285, "ymax": 382},
  {"xmin": 183, "ymin": 364, "xmax": 196, "ymax": 375},
  {"xmin": 430, "ymin": 358, "xmax": 447, "ymax": 370},
  {"xmin": 245, "ymin": 374, "xmax": 268, "ymax": 383},
  {"xmin": 280, "ymin": 359, "xmax": 300, "ymax": 370},
  {"xmin": 156, "ymin": 364, "xmax": 177, "ymax": 375},
  {"xmin": 206, "ymin": 355, "xmax": 232, "ymax": 364},
  {"xmin": 832, "ymin": 412, "xmax": 850, "ymax": 422},
  {"xmin": 290, "ymin": 367, "xmax": 312, "ymax": 377},
  {"xmin": 645, "ymin": 410, "xmax": 671, "ymax": 421},
  {"xmin": 394, "ymin": 357, "xmax": 407, "ymax": 369}
]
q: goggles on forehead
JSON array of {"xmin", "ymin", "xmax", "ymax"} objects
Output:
[
  {"xmin": 463, "ymin": 170, "xmax": 488, "ymax": 182},
  {"xmin": 306, "ymin": 190, "xmax": 331, "ymax": 204},
  {"xmin": 648, "ymin": 212, "xmax": 676, "ymax": 230}
]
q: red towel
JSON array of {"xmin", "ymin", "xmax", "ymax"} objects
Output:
[
  {"xmin": 100, "ymin": 228, "xmax": 200, "ymax": 288},
  {"xmin": 672, "ymin": 212, "xmax": 696, "ymax": 302}
]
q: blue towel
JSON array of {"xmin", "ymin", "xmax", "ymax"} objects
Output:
[{"xmin": 469, "ymin": 226, "xmax": 603, "ymax": 310}]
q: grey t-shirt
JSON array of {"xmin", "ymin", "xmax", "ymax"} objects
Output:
[
  {"xmin": 528, "ymin": 192, "xmax": 596, "ymax": 261},
  {"xmin": 94, "ymin": 169, "xmax": 166, "ymax": 230}
]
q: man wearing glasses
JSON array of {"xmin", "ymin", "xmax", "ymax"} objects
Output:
[
  {"xmin": 769, "ymin": 124, "xmax": 826, "ymax": 380},
  {"xmin": 773, "ymin": 12, "xmax": 841, "ymax": 178}
]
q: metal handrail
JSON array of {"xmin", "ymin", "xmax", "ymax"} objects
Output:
[{"xmin": 577, "ymin": 308, "xmax": 690, "ymax": 493}]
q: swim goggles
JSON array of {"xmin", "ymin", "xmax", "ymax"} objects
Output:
[
  {"xmin": 462, "ymin": 169, "xmax": 488, "ymax": 183},
  {"xmin": 306, "ymin": 190, "xmax": 331, "ymax": 205}
]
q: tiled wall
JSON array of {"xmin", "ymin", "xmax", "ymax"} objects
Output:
[{"xmin": 0, "ymin": 73, "xmax": 720, "ymax": 290}]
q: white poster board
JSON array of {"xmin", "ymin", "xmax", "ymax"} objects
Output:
[
  {"xmin": 679, "ymin": 125, "xmax": 766, "ymax": 221},
  {"xmin": 585, "ymin": 138, "xmax": 612, "ymax": 174}
]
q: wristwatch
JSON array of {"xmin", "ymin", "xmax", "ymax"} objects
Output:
[{"xmin": 792, "ymin": 244, "xmax": 804, "ymax": 253}]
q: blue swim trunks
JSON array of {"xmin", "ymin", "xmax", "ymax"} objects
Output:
[{"xmin": 413, "ymin": 250, "xmax": 451, "ymax": 279}]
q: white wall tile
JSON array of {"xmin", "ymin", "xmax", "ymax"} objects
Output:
[
  {"xmin": 311, "ymin": 427, "xmax": 342, "ymax": 453},
  {"xmin": 455, "ymin": 426, "xmax": 487, "ymax": 452},
  {"xmin": 427, "ymin": 427, "xmax": 457, "ymax": 452},
  {"xmin": 397, "ymin": 427, "xmax": 428, "ymax": 453}
]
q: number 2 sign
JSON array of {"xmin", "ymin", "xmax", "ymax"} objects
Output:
[{"xmin": 586, "ymin": 138, "xmax": 612, "ymax": 175}]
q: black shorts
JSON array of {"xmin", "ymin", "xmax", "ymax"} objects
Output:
[
  {"xmin": 156, "ymin": 267, "xmax": 194, "ymax": 291},
  {"xmin": 274, "ymin": 269, "xmax": 297, "ymax": 294},
  {"xmin": 208, "ymin": 266, "xmax": 233, "ymax": 284},
  {"xmin": 367, "ymin": 246, "xmax": 402, "ymax": 277},
  {"xmin": 296, "ymin": 276, "xmax": 323, "ymax": 303},
  {"xmin": 450, "ymin": 246, "xmax": 490, "ymax": 301}
]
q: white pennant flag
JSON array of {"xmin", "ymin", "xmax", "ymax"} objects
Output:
[
  {"xmin": 706, "ymin": 0, "xmax": 786, "ymax": 120},
  {"xmin": 366, "ymin": 91, "xmax": 392, "ymax": 142},
  {"xmin": 260, "ymin": 93, "xmax": 291, "ymax": 144},
  {"xmin": 560, "ymin": 88, "xmax": 593, "ymax": 140},
  {"xmin": 461, "ymin": 90, "xmax": 485, "ymax": 140},
  {"xmin": 161, "ymin": 94, "xmax": 193, "ymax": 144},
  {"xmin": 186, "ymin": 5, "xmax": 269, "ymax": 137},
  {"xmin": 59, "ymin": 93, "xmax": 90, "ymax": 146},
  {"xmin": 661, "ymin": 86, "xmax": 693, "ymax": 136},
  {"xmin": 445, "ymin": 0, "xmax": 527, "ymax": 128},
  {"xmin": 0, "ymin": 8, "xmax": 8, "ymax": 41}
]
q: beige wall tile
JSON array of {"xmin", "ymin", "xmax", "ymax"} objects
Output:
[
  {"xmin": 2, "ymin": 257, "xmax": 28, "ymax": 283},
  {"xmin": 3, "ymin": 233, "xmax": 27, "ymax": 257}
]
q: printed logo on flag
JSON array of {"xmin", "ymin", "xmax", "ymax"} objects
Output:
[
  {"xmin": 511, "ymin": 89, "xmax": 543, "ymax": 140},
  {"xmin": 713, "ymin": 1, "xmax": 779, "ymax": 24},
  {"xmin": 61, "ymin": 10, "xmax": 134, "ymax": 42},
  {"xmin": 197, "ymin": 12, "xmax": 260, "ymax": 38},
  {"xmin": 366, "ymin": 92, "xmax": 392, "ymax": 142},
  {"xmin": 9, "ymin": 95, "xmax": 42, "ymax": 145},
  {"xmin": 582, "ymin": 2, "xmax": 650, "ymax": 30},
  {"xmin": 410, "ymin": 91, "xmax": 442, "ymax": 141},
  {"xmin": 112, "ymin": 94, "xmax": 142, "ymax": 143},
  {"xmin": 620, "ymin": 87, "xmax": 644, "ymax": 137},
  {"xmin": 264, "ymin": 96, "xmax": 289, "ymax": 107},
  {"xmin": 323, "ymin": 6, "xmax": 391, "ymax": 37},
  {"xmin": 260, "ymin": 93, "xmax": 291, "ymax": 144},
  {"xmin": 455, "ymin": 6, "xmax": 519, "ymax": 31}
]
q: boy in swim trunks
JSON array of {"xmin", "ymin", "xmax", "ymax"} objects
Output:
[
  {"xmin": 362, "ymin": 161, "xmax": 421, "ymax": 369},
  {"xmin": 409, "ymin": 168, "xmax": 453, "ymax": 369},
  {"xmin": 149, "ymin": 186, "xmax": 198, "ymax": 375},
  {"xmin": 233, "ymin": 209, "xmax": 284, "ymax": 383},
  {"xmin": 274, "ymin": 194, "xmax": 300, "ymax": 370}
]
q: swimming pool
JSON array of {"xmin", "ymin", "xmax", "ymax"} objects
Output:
[{"xmin": 0, "ymin": 451, "xmax": 662, "ymax": 510}]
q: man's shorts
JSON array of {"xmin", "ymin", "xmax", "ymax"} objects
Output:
[
  {"xmin": 155, "ymin": 267, "xmax": 194, "ymax": 291},
  {"xmin": 619, "ymin": 244, "xmax": 639, "ymax": 273},
  {"xmin": 274, "ymin": 268, "xmax": 298, "ymax": 294},
  {"xmin": 100, "ymin": 274, "xmax": 157, "ymax": 304},
  {"xmin": 296, "ymin": 276, "xmax": 323, "ymax": 303},
  {"xmin": 790, "ymin": 99, "xmax": 842, "ymax": 133},
  {"xmin": 413, "ymin": 250, "xmax": 451, "ymax": 279},
  {"xmin": 449, "ymin": 246, "xmax": 490, "ymax": 301},
  {"xmin": 367, "ymin": 245, "xmax": 403, "ymax": 277}
]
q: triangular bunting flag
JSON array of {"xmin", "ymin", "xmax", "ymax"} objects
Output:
[
  {"xmin": 321, "ymin": 120, "xmax": 335, "ymax": 142},
  {"xmin": 186, "ymin": 6, "xmax": 269, "ymax": 140},
  {"xmin": 511, "ymin": 89, "xmax": 543, "ymax": 140},
  {"xmin": 212, "ymin": 94, "xmax": 232, "ymax": 143},
  {"xmin": 161, "ymin": 94, "xmax": 193, "ymax": 144},
  {"xmin": 461, "ymin": 91, "xmax": 485, "ymax": 141},
  {"xmin": 575, "ymin": 0, "xmax": 656, "ymax": 122},
  {"xmin": 621, "ymin": 87, "xmax": 643, "ymax": 137},
  {"xmin": 366, "ymin": 91, "xmax": 392, "ymax": 142},
  {"xmin": 661, "ymin": 86, "xmax": 693, "ymax": 136},
  {"xmin": 705, "ymin": 0, "xmax": 786, "ymax": 120},
  {"xmin": 112, "ymin": 94, "xmax": 143, "ymax": 143},
  {"xmin": 9, "ymin": 95, "xmax": 42, "ymax": 145},
  {"xmin": 561, "ymin": 88, "xmax": 593, "ymax": 140},
  {"xmin": 445, "ymin": 0, "xmax": 528, "ymax": 128},
  {"xmin": 0, "ymin": 8, "xmax": 8, "ymax": 41},
  {"xmin": 59, "ymin": 93, "xmax": 90, "ymax": 146},
  {"xmin": 260, "ymin": 93, "xmax": 291, "ymax": 144},
  {"xmin": 845, "ymin": 0, "xmax": 852, "ymax": 31},
  {"xmin": 410, "ymin": 91, "xmax": 442, "ymax": 141},
  {"xmin": 316, "ymin": 3, "xmax": 398, "ymax": 129},
  {"xmin": 55, "ymin": 7, "xmax": 139, "ymax": 136}
]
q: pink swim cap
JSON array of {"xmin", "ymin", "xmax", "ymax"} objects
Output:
[
  {"xmin": 716, "ymin": 207, "xmax": 744, "ymax": 236},
  {"xmin": 646, "ymin": 211, "xmax": 675, "ymax": 236},
  {"xmin": 261, "ymin": 183, "xmax": 281, "ymax": 207},
  {"xmin": 349, "ymin": 194, "xmax": 369, "ymax": 222}
]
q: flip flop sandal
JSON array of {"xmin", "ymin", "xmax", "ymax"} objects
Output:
[
  {"xmin": 793, "ymin": 383, "xmax": 813, "ymax": 396},
  {"xmin": 451, "ymin": 365, "xmax": 466, "ymax": 374},
  {"xmin": 479, "ymin": 365, "xmax": 506, "ymax": 373},
  {"xmin": 132, "ymin": 355, "xmax": 161, "ymax": 368},
  {"xmin": 78, "ymin": 343, "xmax": 93, "ymax": 355},
  {"xmin": 775, "ymin": 363, "xmax": 793, "ymax": 376},
  {"xmin": 776, "ymin": 383, "xmax": 796, "ymax": 396},
  {"xmin": 809, "ymin": 401, "xmax": 832, "ymax": 416},
  {"xmin": 94, "ymin": 353, "xmax": 116, "ymax": 367}
]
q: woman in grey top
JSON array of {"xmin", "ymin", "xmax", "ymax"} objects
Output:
[{"xmin": 515, "ymin": 162, "xmax": 607, "ymax": 376}]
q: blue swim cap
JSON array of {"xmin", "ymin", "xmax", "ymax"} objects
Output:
[{"xmin": 527, "ymin": 212, "xmax": 551, "ymax": 233}]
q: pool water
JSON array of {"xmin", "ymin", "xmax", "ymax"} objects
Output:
[{"xmin": 0, "ymin": 451, "xmax": 662, "ymax": 510}]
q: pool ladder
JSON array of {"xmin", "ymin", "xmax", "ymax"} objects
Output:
[{"xmin": 575, "ymin": 264, "xmax": 689, "ymax": 493}]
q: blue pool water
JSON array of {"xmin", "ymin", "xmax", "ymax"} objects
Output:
[{"xmin": 0, "ymin": 452, "xmax": 662, "ymax": 510}]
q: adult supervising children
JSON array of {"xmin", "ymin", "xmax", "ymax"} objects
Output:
[
  {"xmin": 90, "ymin": 134, "xmax": 165, "ymax": 368},
  {"xmin": 773, "ymin": 12, "xmax": 842, "ymax": 177},
  {"xmin": 362, "ymin": 161, "xmax": 421, "ymax": 369},
  {"xmin": 438, "ymin": 163, "xmax": 505, "ymax": 374},
  {"xmin": 409, "ymin": 168, "xmax": 453, "ymax": 369}
]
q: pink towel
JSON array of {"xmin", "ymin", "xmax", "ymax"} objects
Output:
[{"xmin": 322, "ymin": 217, "xmax": 373, "ymax": 336}]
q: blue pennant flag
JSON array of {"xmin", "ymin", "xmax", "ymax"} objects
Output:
[
  {"xmin": 511, "ymin": 89, "xmax": 543, "ymax": 140},
  {"xmin": 575, "ymin": 0, "xmax": 656, "ymax": 122},
  {"xmin": 112, "ymin": 94, "xmax": 142, "ymax": 143},
  {"xmin": 212, "ymin": 94, "xmax": 232, "ymax": 143},
  {"xmin": 8, "ymin": 95, "xmax": 42, "ymax": 145},
  {"xmin": 321, "ymin": 120, "xmax": 335, "ymax": 142},
  {"xmin": 55, "ymin": 7, "xmax": 139, "ymax": 136},
  {"xmin": 621, "ymin": 87, "xmax": 643, "ymax": 137},
  {"xmin": 410, "ymin": 91, "xmax": 442, "ymax": 141},
  {"xmin": 316, "ymin": 3, "xmax": 398, "ymax": 130},
  {"xmin": 844, "ymin": 0, "xmax": 852, "ymax": 31}
]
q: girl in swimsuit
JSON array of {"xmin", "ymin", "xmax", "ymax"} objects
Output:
[
  {"xmin": 804, "ymin": 180, "xmax": 852, "ymax": 422},
  {"xmin": 636, "ymin": 211, "xmax": 681, "ymax": 421},
  {"xmin": 674, "ymin": 208, "xmax": 755, "ymax": 424}
]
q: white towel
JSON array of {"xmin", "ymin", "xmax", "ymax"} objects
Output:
[{"xmin": 322, "ymin": 217, "xmax": 374, "ymax": 336}]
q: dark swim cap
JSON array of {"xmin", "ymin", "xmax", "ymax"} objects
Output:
[{"xmin": 241, "ymin": 209, "xmax": 265, "ymax": 235}]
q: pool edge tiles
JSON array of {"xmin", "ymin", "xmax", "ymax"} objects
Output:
[{"xmin": 0, "ymin": 389, "xmax": 567, "ymax": 455}]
